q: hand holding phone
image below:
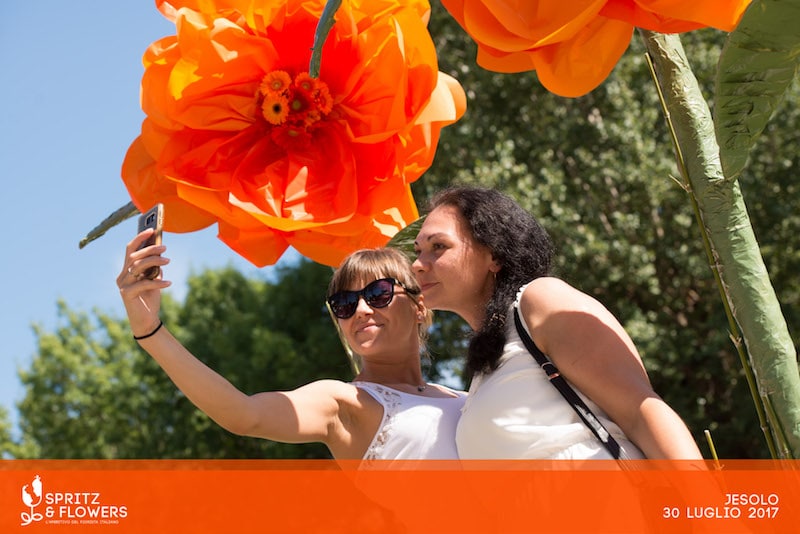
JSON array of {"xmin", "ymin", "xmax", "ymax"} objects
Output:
[{"xmin": 136, "ymin": 203, "xmax": 164, "ymax": 280}]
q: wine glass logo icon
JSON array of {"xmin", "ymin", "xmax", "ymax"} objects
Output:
[{"xmin": 20, "ymin": 475, "xmax": 43, "ymax": 526}]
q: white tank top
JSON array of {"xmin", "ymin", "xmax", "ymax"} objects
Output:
[
  {"xmin": 455, "ymin": 284, "xmax": 645, "ymax": 460},
  {"xmin": 354, "ymin": 381, "xmax": 466, "ymax": 460}
]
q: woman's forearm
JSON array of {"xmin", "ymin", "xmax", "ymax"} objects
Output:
[{"xmin": 135, "ymin": 327, "xmax": 262, "ymax": 436}]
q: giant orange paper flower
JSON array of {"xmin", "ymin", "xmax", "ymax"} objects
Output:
[
  {"xmin": 122, "ymin": 0, "xmax": 466, "ymax": 267},
  {"xmin": 440, "ymin": 0, "xmax": 751, "ymax": 97}
]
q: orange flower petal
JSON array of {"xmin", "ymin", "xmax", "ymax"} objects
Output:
[
  {"xmin": 476, "ymin": 43, "xmax": 537, "ymax": 74},
  {"xmin": 534, "ymin": 17, "xmax": 634, "ymax": 98},
  {"xmin": 175, "ymin": 185, "xmax": 263, "ymax": 228},
  {"xmin": 217, "ymin": 222, "xmax": 292, "ymax": 268},
  {"xmin": 230, "ymin": 123, "xmax": 358, "ymax": 227},
  {"xmin": 291, "ymin": 181, "xmax": 420, "ymax": 267},
  {"xmin": 607, "ymin": 0, "xmax": 751, "ymax": 32},
  {"xmin": 291, "ymin": 228, "xmax": 395, "ymax": 268},
  {"xmin": 121, "ymin": 138, "xmax": 217, "ymax": 233},
  {"xmin": 401, "ymin": 73, "xmax": 468, "ymax": 178},
  {"xmin": 325, "ymin": 8, "xmax": 439, "ymax": 143},
  {"xmin": 444, "ymin": 0, "xmax": 607, "ymax": 51}
]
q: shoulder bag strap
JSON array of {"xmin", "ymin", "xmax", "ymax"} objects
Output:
[{"xmin": 513, "ymin": 307, "xmax": 624, "ymax": 459}]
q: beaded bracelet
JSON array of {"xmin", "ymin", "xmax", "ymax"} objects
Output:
[{"xmin": 133, "ymin": 320, "xmax": 163, "ymax": 341}]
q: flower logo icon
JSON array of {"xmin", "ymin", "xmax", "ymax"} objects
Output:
[{"xmin": 20, "ymin": 475, "xmax": 43, "ymax": 526}]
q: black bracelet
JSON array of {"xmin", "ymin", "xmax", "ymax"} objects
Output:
[{"xmin": 133, "ymin": 320, "xmax": 163, "ymax": 341}]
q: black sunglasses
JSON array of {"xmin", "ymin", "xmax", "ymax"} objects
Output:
[{"xmin": 327, "ymin": 278, "xmax": 416, "ymax": 319}]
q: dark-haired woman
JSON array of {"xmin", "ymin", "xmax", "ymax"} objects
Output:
[{"xmin": 413, "ymin": 185, "xmax": 701, "ymax": 460}]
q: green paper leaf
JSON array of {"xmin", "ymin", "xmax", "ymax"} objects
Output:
[
  {"xmin": 386, "ymin": 215, "xmax": 426, "ymax": 261},
  {"xmin": 715, "ymin": 0, "xmax": 800, "ymax": 180}
]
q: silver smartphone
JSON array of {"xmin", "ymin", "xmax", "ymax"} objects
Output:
[{"xmin": 136, "ymin": 203, "xmax": 164, "ymax": 280}]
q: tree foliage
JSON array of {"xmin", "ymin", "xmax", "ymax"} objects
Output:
[{"xmin": 0, "ymin": 406, "xmax": 24, "ymax": 459}]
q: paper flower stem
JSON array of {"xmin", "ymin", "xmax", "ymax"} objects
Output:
[
  {"xmin": 309, "ymin": 0, "xmax": 342, "ymax": 78},
  {"xmin": 78, "ymin": 201, "xmax": 139, "ymax": 249}
]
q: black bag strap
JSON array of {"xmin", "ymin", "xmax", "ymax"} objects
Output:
[{"xmin": 513, "ymin": 306, "xmax": 624, "ymax": 460}]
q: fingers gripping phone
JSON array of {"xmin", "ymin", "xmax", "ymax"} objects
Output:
[{"xmin": 136, "ymin": 203, "xmax": 164, "ymax": 280}]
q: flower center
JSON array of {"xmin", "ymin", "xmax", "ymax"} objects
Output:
[{"xmin": 258, "ymin": 71, "xmax": 333, "ymax": 147}]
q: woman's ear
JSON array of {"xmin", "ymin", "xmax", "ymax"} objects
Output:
[{"xmin": 416, "ymin": 293, "xmax": 427, "ymax": 322}]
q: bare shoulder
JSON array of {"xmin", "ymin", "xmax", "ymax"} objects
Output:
[
  {"xmin": 519, "ymin": 277, "xmax": 635, "ymax": 361},
  {"xmin": 520, "ymin": 277, "xmax": 603, "ymax": 316},
  {"xmin": 292, "ymin": 379, "xmax": 358, "ymax": 401},
  {"xmin": 296, "ymin": 380, "xmax": 380, "ymax": 416},
  {"xmin": 284, "ymin": 379, "xmax": 371, "ymax": 431}
]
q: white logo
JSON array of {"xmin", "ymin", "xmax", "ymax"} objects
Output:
[
  {"xmin": 20, "ymin": 474, "xmax": 44, "ymax": 526},
  {"xmin": 18, "ymin": 474, "xmax": 130, "ymax": 527}
]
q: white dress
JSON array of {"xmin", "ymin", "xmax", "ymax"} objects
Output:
[
  {"xmin": 456, "ymin": 285, "xmax": 645, "ymax": 460},
  {"xmin": 354, "ymin": 381, "xmax": 467, "ymax": 460}
]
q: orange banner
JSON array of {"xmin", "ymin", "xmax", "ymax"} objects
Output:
[{"xmin": 2, "ymin": 460, "xmax": 799, "ymax": 533}]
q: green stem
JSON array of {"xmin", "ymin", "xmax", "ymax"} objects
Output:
[
  {"xmin": 309, "ymin": 0, "xmax": 341, "ymax": 78},
  {"xmin": 703, "ymin": 429, "xmax": 721, "ymax": 467},
  {"xmin": 643, "ymin": 48, "xmax": 779, "ymax": 459},
  {"xmin": 639, "ymin": 29, "xmax": 800, "ymax": 459},
  {"xmin": 78, "ymin": 202, "xmax": 139, "ymax": 249}
]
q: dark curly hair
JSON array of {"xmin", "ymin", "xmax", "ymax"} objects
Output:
[{"xmin": 426, "ymin": 186, "xmax": 554, "ymax": 378}]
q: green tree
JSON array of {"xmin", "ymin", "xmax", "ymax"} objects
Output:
[{"xmin": 0, "ymin": 406, "xmax": 24, "ymax": 459}]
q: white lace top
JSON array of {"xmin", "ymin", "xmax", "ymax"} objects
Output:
[
  {"xmin": 455, "ymin": 283, "xmax": 645, "ymax": 460},
  {"xmin": 354, "ymin": 381, "xmax": 466, "ymax": 460}
]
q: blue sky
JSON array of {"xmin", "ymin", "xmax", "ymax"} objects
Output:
[{"xmin": 1, "ymin": 2, "xmax": 297, "ymax": 434}]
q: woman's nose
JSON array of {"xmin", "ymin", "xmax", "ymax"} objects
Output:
[{"xmin": 353, "ymin": 295, "xmax": 374, "ymax": 316}]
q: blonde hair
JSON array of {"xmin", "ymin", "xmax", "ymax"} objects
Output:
[{"xmin": 328, "ymin": 248, "xmax": 432, "ymax": 345}]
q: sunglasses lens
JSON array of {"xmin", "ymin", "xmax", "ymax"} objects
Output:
[
  {"xmin": 329, "ymin": 293, "xmax": 358, "ymax": 319},
  {"xmin": 364, "ymin": 279, "xmax": 394, "ymax": 308}
]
